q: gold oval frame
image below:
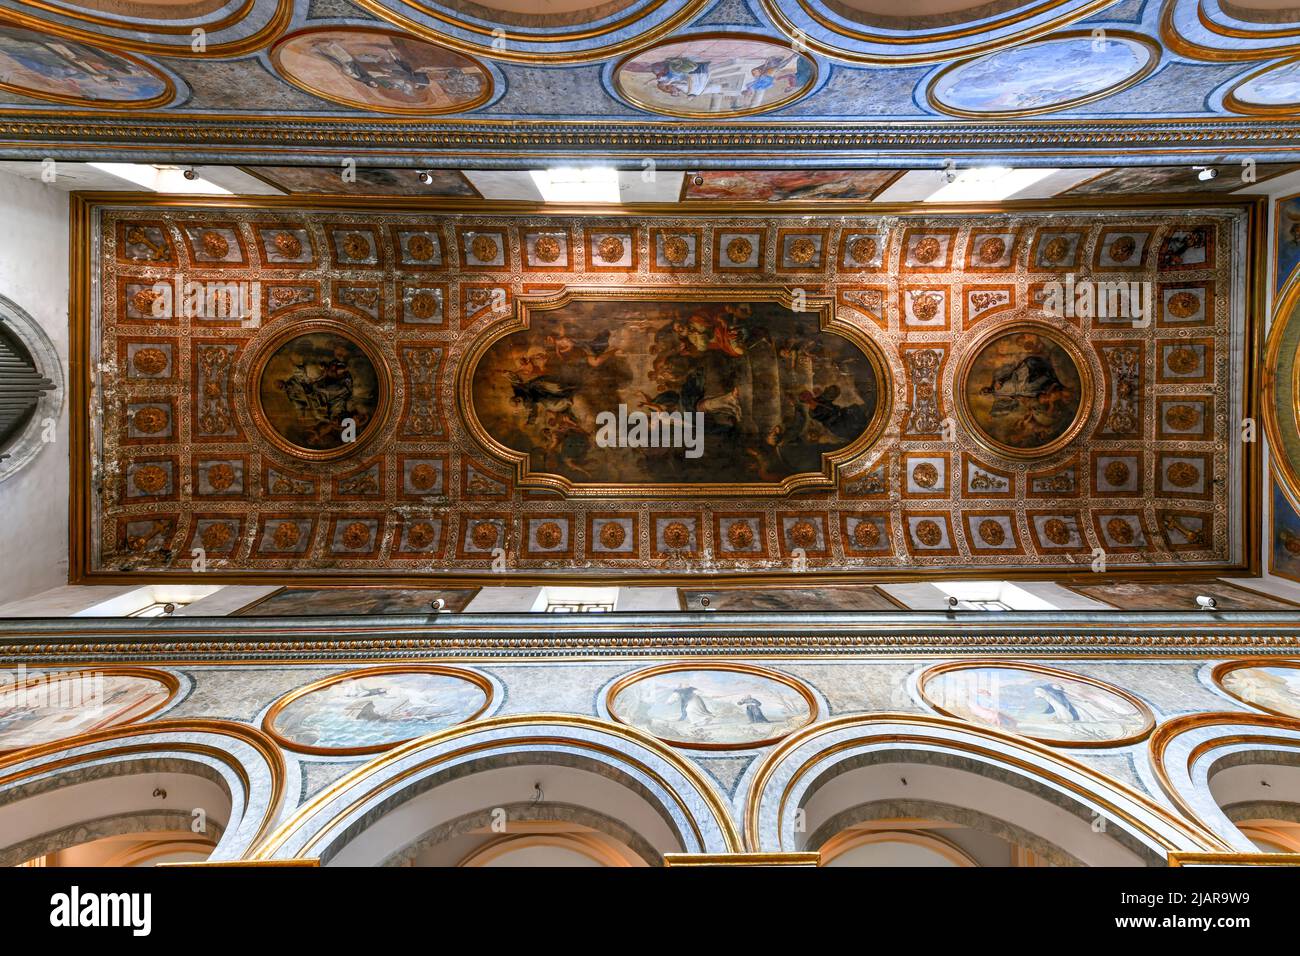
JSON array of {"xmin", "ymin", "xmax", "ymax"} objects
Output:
[
  {"xmin": 0, "ymin": 0, "xmax": 291, "ymax": 57},
  {"xmin": 925, "ymin": 29, "xmax": 1161, "ymax": 119},
  {"xmin": 761, "ymin": 0, "xmax": 1120, "ymax": 65},
  {"xmin": 247, "ymin": 316, "xmax": 392, "ymax": 464},
  {"xmin": 458, "ymin": 286, "xmax": 893, "ymax": 498},
  {"xmin": 611, "ymin": 31, "xmax": 819, "ymax": 120},
  {"xmin": 1162, "ymin": 0, "xmax": 1300, "ymax": 63},
  {"xmin": 0, "ymin": 23, "xmax": 176, "ymax": 110},
  {"xmin": 1262, "ymin": 272, "xmax": 1300, "ymax": 504},
  {"xmin": 268, "ymin": 25, "xmax": 494, "ymax": 116},
  {"xmin": 0, "ymin": 665, "xmax": 180, "ymax": 755},
  {"xmin": 605, "ymin": 661, "xmax": 819, "ymax": 751},
  {"xmin": 1223, "ymin": 56, "xmax": 1300, "ymax": 116},
  {"xmin": 953, "ymin": 319, "xmax": 1093, "ymax": 462},
  {"xmin": 1211, "ymin": 659, "xmax": 1300, "ymax": 720},
  {"xmin": 261, "ymin": 664, "xmax": 495, "ymax": 757},
  {"xmin": 917, "ymin": 660, "xmax": 1156, "ymax": 749}
]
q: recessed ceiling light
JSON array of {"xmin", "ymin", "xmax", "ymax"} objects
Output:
[
  {"xmin": 530, "ymin": 166, "xmax": 620, "ymax": 203},
  {"xmin": 923, "ymin": 166, "xmax": 1058, "ymax": 203},
  {"xmin": 87, "ymin": 163, "xmax": 232, "ymax": 195}
]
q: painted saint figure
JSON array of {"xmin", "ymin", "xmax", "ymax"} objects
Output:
[{"xmin": 668, "ymin": 684, "xmax": 714, "ymax": 722}]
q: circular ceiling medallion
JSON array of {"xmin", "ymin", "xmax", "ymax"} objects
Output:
[
  {"xmin": 955, "ymin": 320, "xmax": 1092, "ymax": 460},
  {"xmin": 760, "ymin": 0, "xmax": 1118, "ymax": 65},
  {"xmin": 1212, "ymin": 659, "xmax": 1300, "ymax": 720},
  {"xmin": 346, "ymin": 0, "xmax": 711, "ymax": 64},
  {"xmin": 919, "ymin": 661, "xmax": 1155, "ymax": 748},
  {"xmin": 606, "ymin": 662, "xmax": 818, "ymax": 750},
  {"xmin": 0, "ymin": 23, "xmax": 174, "ymax": 108},
  {"xmin": 927, "ymin": 30, "xmax": 1159, "ymax": 117},
  {"xmin": 612, "ymin": 33, "xmax": 817, "ymax": 118},
  {"xmin": 1224, "ymin": 57, "xmax": 1300, "ymax": 114},
  {"xmin": 262, "ymin": 665, "xmax": 494, "ymax": 755},
  {"xmin": 269, "ymin": 26, "xmax": 493, "ymax": 114},
  {"xmin": 0, "ymin": 667, "xmax": 179, "ymax": 754},
  {"xmin": 249, "ymin": 318, "xmax": 391, "ymax": 462}
]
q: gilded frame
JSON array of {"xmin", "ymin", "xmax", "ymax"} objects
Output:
[
  {"xmin": 246, "ymin": 316, "xmax": 393, "ymax": 464},
  {"xmin": 0, "ymin": 26, "xmax": 176, "ymax": 110},
  {"xmin": 267, "ymin": 25, "xmax": 495, "ymax": 116},
  {"xmin": 953, "ymin": 319, "xmax": 1094, "ymax": 462},
  {"xmin": 1222, "ymin": 56, "xmax": 1300, "ymax": 116},
  {"xmin": 0, "ymin": 665, "xmax": 181, "ymax": 755},
  {"xmin": 457, "ymin": 285, "xmax": 893, "ymax": 498},
  {"xmin": 925, "ymin": 29, "xmax": 1162, "ymax": 119},
  {"xmin": 604, "ymin": 660, "xmax": 819, "ymax": 751},
  {"xmin": 611, "ymin": 31, "xmax": 819, "ymax": 120},
  {"xmin": 917, "ymin": 659, "xmax": 1157, "ymax": 749},
  {"xmin": 261, "ymin": 663, "xmax": 495, "ymax": 756},
  {"xmin": 1211, "ymin": 658, "xmax": 1300, "ymax": 720}
]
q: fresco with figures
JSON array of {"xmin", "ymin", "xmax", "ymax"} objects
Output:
[{"xmin": 83, "ymin": 202, "xmax": 1247, "ymax": 578}]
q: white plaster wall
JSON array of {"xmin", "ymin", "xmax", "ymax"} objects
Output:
[{"xmin": 0, "ymin": 169, "xmax": 69, "ymax": 606}]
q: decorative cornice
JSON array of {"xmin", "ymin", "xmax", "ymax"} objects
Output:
[
  {"xmin": 1, "ymin": 613, "xmax": 1299, "ymax": 662},
  {"xmin": 4, "ymin": 116, "xmax": 1300, "ymax": 164}
]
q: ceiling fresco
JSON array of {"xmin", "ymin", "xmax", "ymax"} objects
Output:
[
  {"xmin": 78, "ymin": 197, "xmax": 1254, "ymax": 581},
  {"xmin": 0, "ymin": 0, "xmax": 1298, "ymax": 162}
]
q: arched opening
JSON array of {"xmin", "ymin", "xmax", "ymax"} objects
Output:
[
  {"xmin": 748, "ymin": 714, "xmax": 1222, "ymax": 865},
  {"xmin": 0, "ymin": 720, "xmax": 285, "ymax": 866},
  {"xmin": 1149, "ymin": 712, "xmax": 1300, "ymax": 854},
  {"xmin": 255, "ymin": 715, "xmax": 740, "ymax": 866}
]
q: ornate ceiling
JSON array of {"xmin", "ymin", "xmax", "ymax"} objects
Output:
[
  {"xmin": 80, "ymin": 195, "xmax": 1256, "ymax": 581},
  {"xmin": 0, "ymin": 0, "xmax": 1298, "ymax": 164}
]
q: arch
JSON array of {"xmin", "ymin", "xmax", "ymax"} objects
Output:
[
  {"xmin": 0, "ymin": 720, "xmax": 285, "ymax": 865},
  {"xmin": 819, "ymin": 825, "xmax": 979, "ymax": 867},
  {"xmin": 0, "ymin": 292, "xmax": 64, "ymax": 484},
  {"xmin": 1149, "ymin": 711, "xmax": 1300, "ymax": 852},
  {"xmin": 253, "ymin": 714, "xmax": 741, "ymax": 864},
  {"xmin": 746, "ymin": 713, "xmax": 1223, "ymax": 864}
]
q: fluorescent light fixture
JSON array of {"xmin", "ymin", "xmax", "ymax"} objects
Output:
[
  {"xmin": 530, "ymin": 166, "xmax": 620, "ymax": 203},
  {"xmin": 87, "ymin": 163, "xmax": 232, "ymax": 195},
  {"xmin": 924, "ymin": 166, "xmax": 1058, "ymax": 203}
]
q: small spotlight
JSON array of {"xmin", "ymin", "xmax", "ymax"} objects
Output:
[
  {"xmin": 430, "ymin": 597, "xmax": 446, "ymax": 612},
  {"xmin": 161, "ymin": 602, "xmax": 176, "ymax": 616},
  {"xmin": 692, "ymin": 175, "xmax": 704, "ymax": 186},
  {"xmin": 947, "ymin": 595, "xmax": 960, "ymax": 609},
  {"xmin": 417, "ymin": 170, "xmax": 435, "ymax": 185},
  {"xmin": 1196, "ymin": 595, "xmax": 1218, "ymax": 610},
  {"xmin": 1195, "ymin": 166, "xmax": 1218, "ymax": 182},
  {"xmin": 181, "ymin": 168, "xmax": 199, "ymax": 181}
]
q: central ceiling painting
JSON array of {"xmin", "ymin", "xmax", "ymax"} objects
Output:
[{"xmin": 79, "ymin": 199, "xmax": 1251, "ymax": 580}]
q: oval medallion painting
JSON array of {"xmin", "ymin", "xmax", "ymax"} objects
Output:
[
  {"xmin": 1226, "ymin": 59, "xmax": 1300, "ymax": 115},
  {"xmin": 264, "ymin": 666, "xmax": 493, "ymax": 755},
  {"xmin": 0, "ymin": 668, "xmax": 178, "ymax": 754},
  {"xmin": 957, "ymin": 322, "xmax": 1091, "ymax": 460},
  {"xmin": 613, "ymin": 34, "xmax": 816, "ymax": 117},
  {"xmin": 919, "ymin": 662, "xmax": 1154, "ymax": 747},
  {"xmin": 251, "ymin": 320, "xmax": 389, "ymax": 461},
  {"xmin": 0, "ymin": 25, "xmax": 172, "ymax": 108},
  {"xmin": 928, "ymin": 31, "xmax": 1157, "ymax": 117},
  {"xmin": 270, "ymin": 26, "xmax": 492, "ymax": 114},
  {"xmin": 1213, "ymin": 660, "xmax": 1300, "ymax": 720},
  {"xmin": 607, "ymin": 663, "xmax": 817, "ymax": 749}
]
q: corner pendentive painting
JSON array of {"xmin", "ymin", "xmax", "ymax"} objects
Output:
[
  {"xmin": 0, "ymin": 24, "xmax": 171, "ymax": 107},
  {"xmin": 0, "ymin": 668, "xmax": 178, "ymax": 753},
  {"xmin": 919, "ymin": 662, "xmax": 1154, "ymax": 746},
  {"xmin": 251, "ymin": 322, "xmax": 389, "ymax": 460},
  {"xmin": 263, "ymin": 666, "xmax": 493, "ymax": 755},
  {"xmin": 607, "ymin": 663, "xmax": 816, "ymax": 749},
  {"xmin": 1272, "ymin": 481, "xmax": 1300, "ymax": 581},
  {"xmin": 468, "ymin": 293, "xmax": 884, "ymax": 493},
  {"xmin": 1213, "ymin": 660, "xmax": 1300, "ymax": 720},
  {"xmin": 613, "ymin": 35, "xmax": 815, "ymax": 117}
]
